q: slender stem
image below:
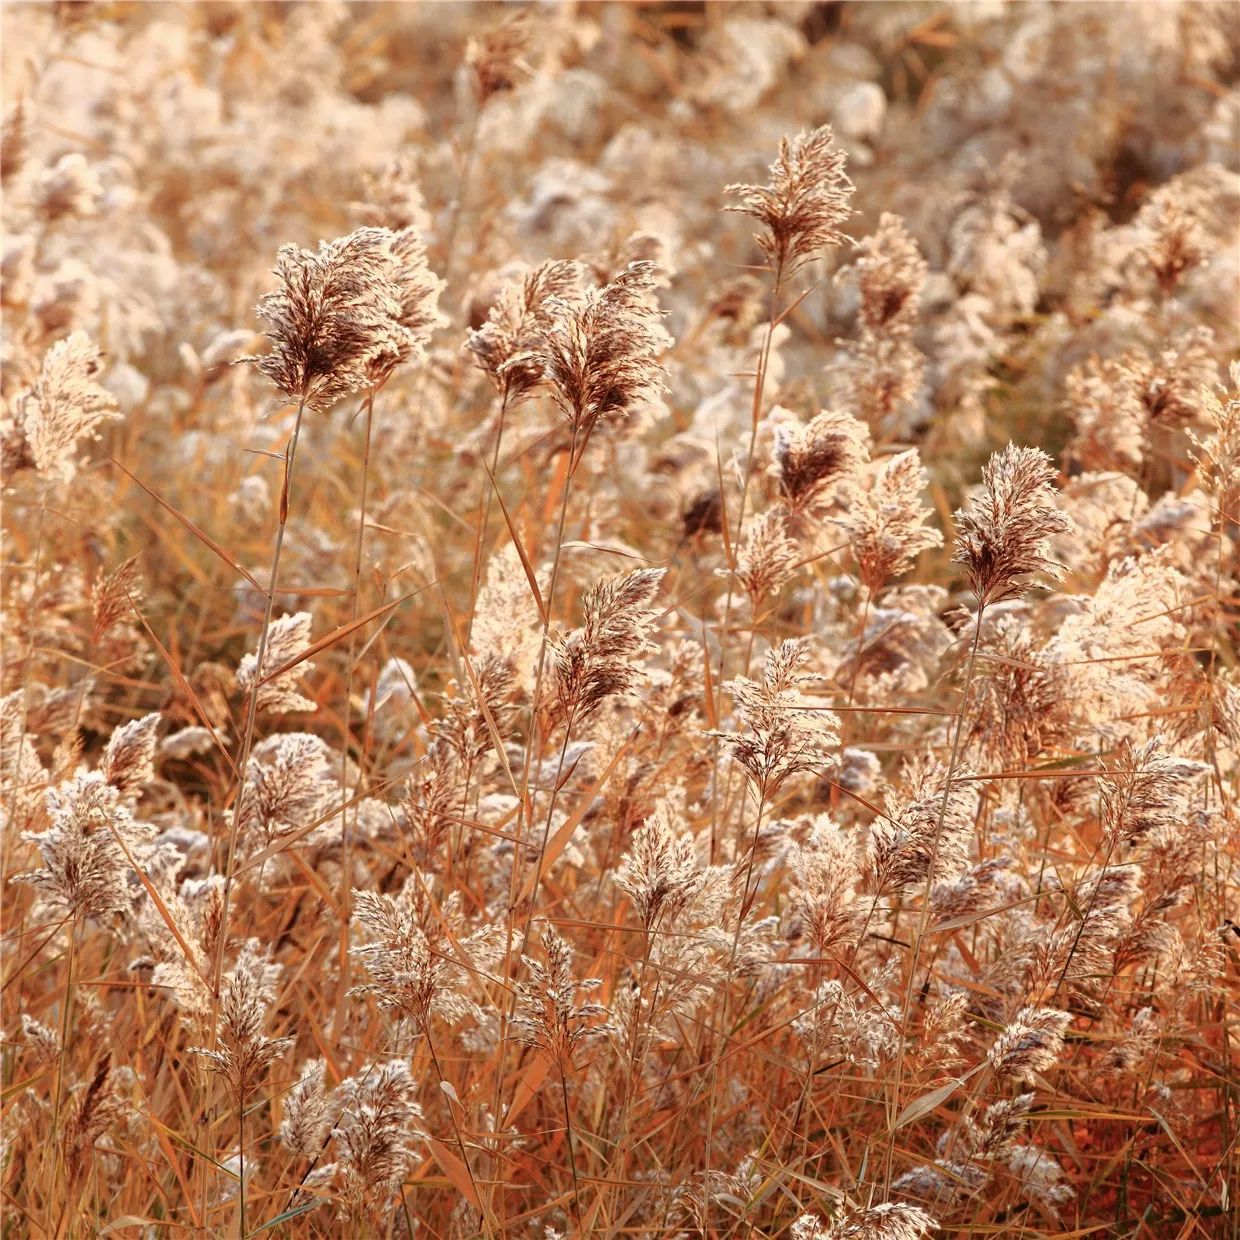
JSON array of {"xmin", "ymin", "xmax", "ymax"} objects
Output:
[
  {"xmin": 512, "ymin": 430, "xmax": 579, "ymax": 913},
  {"xmin": 710, "ymin": 263, "xmax": 783, "ymax": 861},
  {"xmin": 558, "ymin": 1058, "xmax": 584, "ymax": 1231},
  {"xmin": 684, "ymin": 264, "xmax": 786, "ymax": 1202},
  {"xmin": 424, "ymin": 1030, "xmax": 493, "ymax": 1239},
  {"xmin": 203, "ymin": 392, "xmax": 308, "ymax": 1218},
  {"xmin": 732, "ymin": 268, "xmax": 785, "ymax": 558},
  {"xmin": 605, "ymin": 929, "xmax": 657, "ymax": 1220},
  {"xmin": 335, "ymin": 388, "xmax": 377, "ymax": 1040},
  {"xmin": 440, "ymin": 100, "xmax": 483, "ymax": 294},
  {"xmin": 488, "ymin": 424, "xmax": 580, "ymax": 1222},
  {"xmin": 881, "ymin": 603, "xmax": 985, "ymax": 1192},
  {"xmin": 237, "ymin": 1091, "xmax": 246, "ymax": 1239},
  {"xmin": 466, "ymin": 386, "xmax": 511, "ymax": 646},
  {"xmin": 700, "ymin": 777, "xmax": 769, "ymax": 1207},
  {"xmin": 216, "ymin": 394, "xmax": 310, "ymax": 982},
  {"xmin": 831, "ymin": 586, "xmax": 874, "ymax": 817},
  {"xmin": 50, "ymin": 913, "xmax": 79, "ymax": 1199},
  {"xmin": 518, "ymin": 706, "xmax": 577, "ymax": 957},
  {"xmin": 843, "ymin": 587, "xmax": 873, "ymax": 713},
  {"xmin": 785, "ymin": 888, "xmax": 886, "ymax": 1173},
  {"xmin": 6, "ymin": 477, "xmax": 53, "ymax": 874}
]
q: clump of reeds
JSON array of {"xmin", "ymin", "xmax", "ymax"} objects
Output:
[{"xmin": 2, "ymin": 6, "xmax": 1236, "ymax": 1238}]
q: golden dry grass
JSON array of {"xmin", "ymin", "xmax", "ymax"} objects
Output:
[{"xmin": 2, "ymin": 3, "xmax": 1238, "ymax": 1238}]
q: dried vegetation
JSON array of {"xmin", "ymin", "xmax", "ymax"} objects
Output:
[{"xmin": 2, "ymin": 2, "xmax": 1238, "ymax": 1237}]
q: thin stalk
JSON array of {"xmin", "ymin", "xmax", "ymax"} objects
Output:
[
  {"xmin": 880, "ymin": 603, "xmax": 986, "ymax": 1192},
  {"xmin": 785, "ymin": 889, "xmax": 888, "ymax": 1182},
  {"xmin": 510, "ymin": 428, "xmax": 580, "ymax": 914},
  {"xmin": 424, "ymin": 1031, "xmax": 493, "ymax": 1239},
  {"xmin": 605, "ymin": 930, "xmax": 660, "ymax": 1231},
  {"xmin": 731, "ymin": 268, "xmax": 785, "ymax": 571},
  {"xmin": 709, "ymin": 262, "xmax": 783, "ymax": 862},
  {"xmin": 832, "ymin": 585, "xmax": 873, "ymax": 817},
  {"xmin": 5, "ymin": 478, "xmax": 53, "ymax": 875},
  {"xmin": 699, "ymin": 777, "xmax": 769, "ymax": 1207},
  {"xmin": 518, "ymin": 705, "xmax": 578, "ymax": 959},
  {"xmin": 559, "ymin": 1058, "xmax": 584, "ymax": 1232},
  {"xmin": 335, "ymin": 388, "xmax": 377, "ymax": 1040},
  {"xmin": 466, "ymin": 386, "xmax": 512, "ymax": 645},
  {"xmin": 237, "ymin": 1092, "xmax": 246, "ymax": 1239},
  {"xmin": 215, "ymin": 393, "xmax": 310, "ymax": 981},
  {"xmin": 203, "ymin": 391, "xmax": 308, "ymax": 1218},
  {"xmin": 487, "ymin": 423, "xmax": 580, "ymax": 1221},
  {"xmin": 843, "ymin": 587, "xmax": 873, "ymax": 714},
  {"xmin": 440, "ymin": 100, "xmax": 483, "ymax": 294},
  {"xmin": 49, "ymin": 913, "xmax": 80, "ymax": 1198}
]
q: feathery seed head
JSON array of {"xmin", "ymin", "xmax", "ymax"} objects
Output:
[
  {"xmin": 464, "ymin": 10, "xmax": 532, "ymax": 105},
  {"xmin": 236, "ymin": 612, "xmax": 316, "ymax": 714},
  {"xmin": 100, "ymin": 712, "xmax": 160, "ymax": 799},
  {"xmin": 989, "ymin": 1007, "xmax": 1072, "ymax": 1083},
  {"xmin": 331, "ymin": 1060, "xmax": 424, "ymax": 1220},
  {"xmin": 528, "ymin": 260, "xmax": 668, "ymax": 441},
  {"xmin": 279, "ymin": 1058, "xmax": 335, "ymax": 1159},
  {"xmin": 771, "ymin": 408, "xmax": 870, "ymax": 519},
  {"xmin": 5, "ymin": 332, "xmax": 119, "ymax": 484},
  {"xmin": 248, "ymin": 227, "xmax": 436, "ymax": 412},
  {"xmin": 787, "ymin": 816, "xmax": 862, "ymax": 954},
  {"xmin": 725, "ymin": 125, "xmax": 855, "ymax": 277},
  {"xmin": 952, "ymin": 444, "xmax": 1071, "ymax": 607},
  {"xmin": 868, "ymin": 761, "xmax": 979, "ymax": 894},
  {"xmin": 616, "ymin": 800, "xmax": 703, "ymax": 930},
  {"xmin": 844, "ymin": 449, "xmax": 943, "ymax": 595},
  {"xmin": 189, "ymin": 941, "xmax": 292, "ymax": 1100},
  {"xmin": 467, "ymin": 259, "xmax": 580, "ymax": 401},
  {"xmin": 854, "ymin": 213, "xmax": 927, "ymax": 336},
  {"xmin": 513, "ymin": 925, "xmax": 611, "ymax": 1065},
  {"xmin": 709, "ymin": 639, "xmax": 839, "ymax": 796},
  {"xmin": 18, "ymin": 771, "xmax": 156, "ymax": 918},
  {"xmin": 792, "ymin": 1201, "xmax": 938, "ymax": 1240},
  {"xmin": 729, "ymin": 504, "xmax": 798, "ymax": 607},
  {"xmin": 549, "ymin": 566, "xmax": 665, "ymax": 725}
]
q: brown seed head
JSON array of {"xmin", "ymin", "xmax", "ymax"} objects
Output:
[
  {"xmin": 527, "ymin": 260, "xmax": 667, "ymax": 441},
  {"xmin": 725, "ymin": 125, "xmax": 854, "ymax": 278},
  {"xmin": 464, "ymin": 10, "xmax": 532, "ymax": 105},
  {"xmin": 952, "ymin": 444, "xmax": 1071, "ymax": 607}
]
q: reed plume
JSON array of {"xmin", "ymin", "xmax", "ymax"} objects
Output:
[
  {"xmin": 248, "ymin": 227, "xmax": 414, "ymax": 412},
  {"xmin": 527, "ymin": 259, "xmax": 667, "ymax": 450},
  {"xmin": 952, "ymin": 444, "xmax": 1071, "ymax": 606},
  {"xmin": 725, "ymin": 125, "xmax": 854, "ymax": 277}
]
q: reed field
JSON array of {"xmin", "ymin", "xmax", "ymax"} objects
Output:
[{"xmin": 1, "ymin": 2, "xmax": 1238, "ymax": 1236}]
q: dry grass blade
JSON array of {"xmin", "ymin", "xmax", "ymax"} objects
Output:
[
  {"xmin": 124, "ymin": 591, "xmax": 238, "ymax": 777},
  {"xmin": 480, "ymin": 456, "xmax": 547, "ymax": 623},
  {"xmin": 105, "ymin": 452, "xmax": 263, "ymax": 592},
  {"xmin": 254, "ymin": 582, "xmax": 444, "ymax": 687},
  {"xmin": 515, "ymin": 720, "xmax": 644, "ymax": 906}
]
